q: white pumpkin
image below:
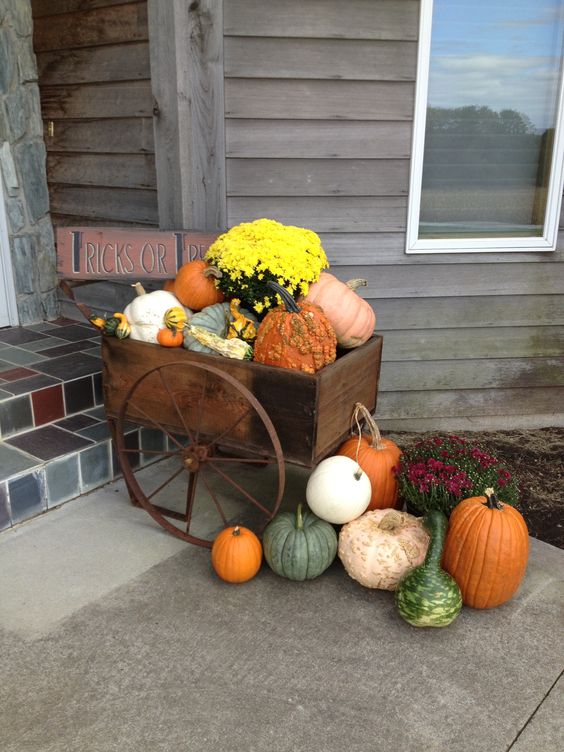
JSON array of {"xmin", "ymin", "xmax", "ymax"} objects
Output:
[
  {"xmin": 123, "ymin": 283, "xmax": 190, "ymax": 344},
  {"xmin": 338, "ymin": 509, "xmax": 430, "ymax": 590},
  {"xmin": 305, "ymin": 455, "xmax": 371, "ymax": 525}
]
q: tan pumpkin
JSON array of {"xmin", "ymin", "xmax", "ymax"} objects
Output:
[
  {"xmin": 300, "ymin": 271, "xmax": 376, "ymax": 348},
  {"xmin": 174, "ymin": 260, "xmax": 225, "ymax": 311}
]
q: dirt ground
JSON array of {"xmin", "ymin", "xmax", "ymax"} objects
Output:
[{"xmin": 391, "ymin": 427, "xmax": 564, "ymax": 550}]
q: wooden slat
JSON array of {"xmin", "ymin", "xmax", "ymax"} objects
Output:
[
  {"xmin": 224, "ymin": 0, "xmax": 419, "ymax": 41},
  {"xmin": 224, "ymin": 38, "xmax": 416, "ymax": 80},
  {"xmin": 319, "ymin": 233, "xmax": 564, "ymax": 265},
  {"xmin": 41, "ymin": 81, "xmax": 153, "ymax": 118},
  {"xmin": 49, "ymin": 185, "xmax": 158, "ymax": 224},
  {"xmin": 376, "ymin": 387, "xmax": 564, "ymax": 419},
  {"xmin": 226, "ymin": 120, "xmax": 412, "ymax": 159},
  {"xmin": 225, "ymin": 79, "xmax": 414, "ymax": 120},
  {"xmin": 227, "ymin": 196, "xmax": 407, "ymax": 232},
  {"xmin": 327, "ymin": 262, "xmax": 564, "ymax": 297},
  {"xmin": 378, "ymin": 414, "xmax": 564, "ymax": 432},
  {"xmin": 380, "ymin": 327, "xmax": 564, "ymax": 361},
  {"xmin": 373, "ymin": 295, "xmax": 564, "ymax": 330},
  {"xmin": 36, "ymin": 42, "xmax": 150, "ymax": 85},
  {"xmin": 226, "ymin": 158, "xmax": 409, "ymax": 196},
  {"xmin": 51, "ymin": 213, "xmax": 157, "ymax": 228},
  {"xmin": 380, "ymin": 357, "xmax": 564, "ymax": 391},
  {"xmin": 31, "ymin": 0, "xmax": 145, "ymax": 17},
  {"xmin": 47, "ymin": 153, "xmax": 156, "ymax": 189},
  {"xmin": 33, "ymin": 3, "xmax": 148, "ymax": 51},
  {"xmin": 45, "ymin": 118, "xmax": 154, "ymax": 154}
]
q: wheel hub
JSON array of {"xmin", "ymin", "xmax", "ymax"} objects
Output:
[{"xmin": 182, "ymin": 443, "xmax": 209, "ymax": 471}]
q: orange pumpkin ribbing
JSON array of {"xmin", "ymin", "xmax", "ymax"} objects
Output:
[
  {"xmin": 174, "ymin": 260, "xmax": 224, "ymax": 311},
  {"xmin": 211, "ymin": 526, "xmax": 263, "ymax": 584}
]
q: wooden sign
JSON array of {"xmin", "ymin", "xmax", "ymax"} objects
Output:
[{"xmin": 56, "ymin": 227, "xmax": 220, "ymax": 279}]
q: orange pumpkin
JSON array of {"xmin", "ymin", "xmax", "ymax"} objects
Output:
[
  {"xmin": 211, "ymin": 525, "xmax": 263, "ymax": 583},
  {"xmin": 442, "ymin": 488, "xmax": 529, "ymax": 609},
  {"xmin": 300, "ymin": 272, "xmax": 376, "ymax": 349},
  {"xmin": 174, "ymin": 260, "xmax": 224, "ymax": 311},
  {"xmin": 163, "ymin": 279, "xmax": 176, "ymax": 292},
  {"xmin": 336, "ymin": 403, "xmax": 401, "ymax": 510},
  {"xmin": 253, "ymin": 282, "xmax": 337, "ymax": 373},
  {"xmin": 156, "ymin": 327, "xmax": 183, "ymax": 347}
]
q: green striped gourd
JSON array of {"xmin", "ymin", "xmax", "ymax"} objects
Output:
[
  {"xmin": 263, "ymin": 503, "xmax": 337, "ymax": 581},
  {"xmin": 395, "ymin": 510, "xmax": 462, "ymax": 628}
]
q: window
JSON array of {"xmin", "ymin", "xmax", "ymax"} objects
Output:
[{"xmin": 407, "ymin": 0, "xmax": 564, "ymax": 253}]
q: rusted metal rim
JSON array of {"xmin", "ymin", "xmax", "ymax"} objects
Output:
[{"xmin": 115, "ymin": 360, "xmax": 285, "ymax": 547}]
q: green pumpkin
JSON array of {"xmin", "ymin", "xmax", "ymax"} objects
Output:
[
  {"xmin": 183, "ymin": 302, "xmax": 257, "ymax": 355},
  {"xmin": 263, "ymin": 503, "xmax": 338, "ymax": 581},
  {"xmin": 395, "ymin": 510, "xmax": 462, "ymax": 628}
]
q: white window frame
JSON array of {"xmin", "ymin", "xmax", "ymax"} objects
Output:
[{"xmin": 406, "ymin": 0, "xmax": 564, "ymax": 254}]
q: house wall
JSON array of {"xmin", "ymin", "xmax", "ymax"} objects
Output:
[
  {"xmin": 0, "ymin": 0, "xmax": 58, "ymax": 324},
  {"xmin": 31, "ymin": 0, "xmax": 158, "ymax": 227},
  {"xmin": 221, "ymin": 0, "xmax": 564, "ymax": 430}
]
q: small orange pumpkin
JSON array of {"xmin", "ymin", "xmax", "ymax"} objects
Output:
[
  {"xmin": 156, "ymin": 327, "xmax": 183, "ymax": 347},
  {"xmin": 253, "ymin": 281, "xmax": 337, "ymax": 373},
  {"xmin": 174, "ymin": 260, "xmax": 224, "ymax": 311},
  {"xmin": 163, "ymin": 279, "xmax": 176, "ymax": 293},
  {"xmin": 211, "ymin": 525, "xmax": 263, "ymax": 583},
  {"xmin": 336, "ymin": 403, "xmax": 402, "ymax": 510},
  {"xmin": 300, "ymin": 272, "xmax": 376, "ymax": 349},
  {"xmin": 442, "ymin": 488, "xmax": 529, "ymax": 609}
]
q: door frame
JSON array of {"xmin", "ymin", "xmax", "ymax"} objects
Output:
[{"xmin": 0, "ymin": 175, "xmax": 19, "ymax": 327}]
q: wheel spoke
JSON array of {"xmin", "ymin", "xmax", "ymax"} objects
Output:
[
  {"xmin": 185, "ymin": 470, "xmax": 198, "ymax": 531},
  {"xmin": 199, "ymin": 469, "xmax": 229, "ymax": 527},
  {"xmin": 207, "ymin": 406, "xmax": 253, "ymax": 447},
  {"xmin": 209, "ymin": 456, "xmax": 274, "ymax": 465},
  {"xmin": 206, "ymin": 460, "xmax": 271, "ymax": 516},
  {"xmin": 157, "ymin": 369, "xmax": 196, "ymax": 444},
  {"xmin": 127, "ymin": 398, "xmax": 186, "ymax": 450},
  {"xmin": 121, "ymin": 448, "xmax": 179, "ymax": 458},
  {"xmin": 146, "ymin": 463, "xmax": 185, "ymax": 502}
]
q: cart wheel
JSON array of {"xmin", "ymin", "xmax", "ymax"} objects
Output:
[{"xmin": 114, "ymin": 361, "xmax": 285, "ymax": 547}]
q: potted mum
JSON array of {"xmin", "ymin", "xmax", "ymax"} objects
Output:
[
  {"xmin": 204, "ymin": 218, "xmax": 329, "ymax": 316},
  {"xmin": 395, "ymin": 434, "xmax": 519, "ymax": 516}
]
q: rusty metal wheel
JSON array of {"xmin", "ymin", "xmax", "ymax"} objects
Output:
[{"xmin": 114, "ymin": 361, "xmax": 285, "ymax": 547}]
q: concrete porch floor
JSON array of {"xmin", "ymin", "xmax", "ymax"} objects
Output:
[{"xmin": 0, "ymin": 461, "xmax": 562, "ymax": 752}]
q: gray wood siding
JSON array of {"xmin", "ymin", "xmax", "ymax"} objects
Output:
[
  {"xmin": 223, "ymin": 0, "xmax": 564, "ymax": 429},
  {"xmin": 32, "ymin": 0, "xmax": 158, "ymax": 227}
]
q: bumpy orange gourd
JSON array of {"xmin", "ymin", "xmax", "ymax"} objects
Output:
[
  {"xmin": 211, "ymin": 525, "xmax": 263, "ymax": 583},
  {"xmin": 156, "ymin": 327, "xmax": 184, "ymax": 347},
  {"xmin": 336, "ymin": 403, "xmax": 402, "ymax": 510},
  {"xmin": 253, "ymin": 282, "xmax": 337, "ymax": 374},
  {"xmin": 174, "ymin": 260, "xmax": 224, "ymax": 311},
  {"xmin": 442, "ymin": 488, "xmax": 529, "ymax": 609},
  {"xmin": 300, "ymin": 272, "xmax": 376, "ymax": 349}
]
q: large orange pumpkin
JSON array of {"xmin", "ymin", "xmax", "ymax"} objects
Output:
[
  {"xmin": 442, "ymin": 488, "xmax": 529, "ymax": 609},
  {"xmin": 336, "ymin": 403, "xmax": 401, "ymax": 510},
  {"xmin": 174, "ymin": 260, "xmax": 224, "ymax": 311},
  {"xmin": 211, "ymin": 525, "xmax": 263, "ymax": 583},
  {"xmin": 254, "ymin": 281, "xmax": 337, "ymax": 374},
  {"xmin": 300, "ymin": 272, "xmax": 376, "ymax": 349}
]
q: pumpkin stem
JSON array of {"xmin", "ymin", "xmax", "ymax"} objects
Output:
[
  {"xmin": 266, "ymin": 280, "xmax": 301, "ymax": 313},
  {"xmin": 353, "ymin": 465, "xmax": 364, "ymax": 481},
  {"xmin": 132, "ymin": 282, "xmax": 146, "ymax": 296},
  {"xmin": 202, "ymin": 265, "xmax": 223, "ymax": 280},
  {"xmin": 377, "ymin": 510, "xmax": 404, "ymax": 531},
  {"xmin": 346, "ymin": 279, "xmax": 368, "ymax": 291},
  {"xmin": 483, "ymin": 487, "xmax": 503, "ymax": 510},
  {"xmin": 232, "ymin": 526, "xmax": 241, "ymax": 536},
  {"xmin": 351, "ymin": 402, "xmax": 386, "ymax": 450},
  {"xmin": 295, "ymin": 503, "xmax": 304, "ymax": 530}
]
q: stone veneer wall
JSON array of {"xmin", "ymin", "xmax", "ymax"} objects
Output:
[{"xmin": 0, "ymin": 0, "xmax": 58, "ymax": 325}]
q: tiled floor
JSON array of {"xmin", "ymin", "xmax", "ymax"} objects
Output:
[{"xmin": 0, "ymin": 318, "xmax": 113, "ymax": 530}]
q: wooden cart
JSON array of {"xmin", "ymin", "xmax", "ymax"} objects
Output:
[{"xmin": 57, "ymin": 227, "xmax": 383, "ymax": 547}]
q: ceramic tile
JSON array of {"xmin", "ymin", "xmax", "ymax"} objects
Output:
[
  {"xmin": 0, "ymin": 367, "xmax": 38, "ymax": 381},
  {"xmin": 0, "ymin": 389, "xmax": 11, "ymax": 399},
  {"xmin": 45, "ymin": 454, "xmax": 81, "ymax": 508},
  {"xmin": 32, "ymin": 384, "xmax": 65, "ymax": 426},
  {"xmin": 48, "ymin": 317, "xmax": 83, "ymax": 327},
  {"xmin": 9, "ymin": 471, "xmax": 45, "ymax": 524},
  {"xmin": 85, "ymin": 406, "xmax": 106, "ymax": 421},
  {"xmin": 77, "ymin": 422, "xmax": 111, "ymax": 442},
  {"xmin": 33, "ymin": 353, "xmax": 102, "ymax": 381},
  {"xmin": 112, "ymin": 429, "xmax": 139, "ymax": 476},
  {"xmin": 0, "ymin": 483, "xmax": 11, "ymax": 530},
  {"xmin": 2, "ymin": 374, "xmax": 61, "ymax": 397},
  {"xmin": 55, "ymin": 413, "xmax": 100, "ymax": 432},
  {"xmin": 64, "ymin": 376, "xmax": 94, "ymax": 414},
  {"xmin": 19, "ymin": 336, "xmax": 68, "ymax": 352},
  {"xmin": 80, "ymin": 441, "xmax": 111, "ymax": 492},
  {"xmin": 0, "ymin": 328, "xmax": 48, "ymax": 345},
  {"xmin": 41, "ymin": 324, "xmax": 97, "ymax": 342},
  {"xmin": 25, "ymin": 322, "xmax": 59, "ymax": 332},
  {"xmin": 39, "ymin": 340, "xmax": 101, "ymax": 359},
  {"xmin": 0, "ymin": 442, "xmax": 39, "ymax": 480},
  {"xmin": 0, "ymin": 395, "xmax": 33, "ymax": 439},
  {"xmin": 0, "ymin": 347, "xmax": 48, "ymax": 366},
  {"xmin": 92, "ymin": 372, "xmax": 103, "ymax": 404},
  {"xmin": 0, "ymin": 359, "xmax": 16, "ymax": 371},
  {"xmin": 6, "ymin": 425, "xmax": 94, "ymax": 461}
]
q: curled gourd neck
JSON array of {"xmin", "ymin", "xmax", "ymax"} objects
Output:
[
  {"xmin": 203, "ymin": 265, "xmax": 222, "ymax": 280},
  {"xmin": 483, "ymin": 487, "xmax": 503, "ymax": 510},
  {"xmin": 346, "ymin": 279, "xmax": 368, "ymax": 291},
  {"xmin": 132, "ymin": 282, "xmax": 146, "ymax": 297},
  {"xmin": 351, "ymin": 402, "xmax": 386, "ymax": 450},
  {"xmin": 422, "ymin": 510, "xmax": 447, "ymax": 568},
  {"xmin": 266, "ymin": 280, "xmax": 301, "ymax": 313}
]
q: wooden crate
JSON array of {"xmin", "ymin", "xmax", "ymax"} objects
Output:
[{"xmin": 102, "ymin": 335, "xmax": 383, "ymax": 467}]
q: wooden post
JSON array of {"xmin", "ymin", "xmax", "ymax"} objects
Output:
[{"xmin": 147, "ymin": 0, "xmax": 226, "ymax": 231}]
